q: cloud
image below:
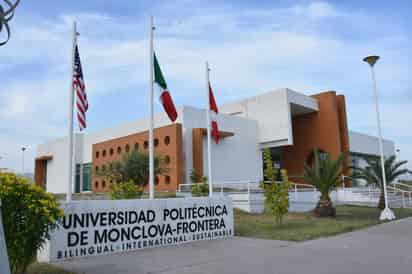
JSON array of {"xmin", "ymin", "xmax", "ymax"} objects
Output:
[
  {"xmin": 292, "ymin": 1, "xmax": 340, "ymax": 19},
  {"xmin": 0, "ymin": 1, "xmax": 410, "ymax": 172}
]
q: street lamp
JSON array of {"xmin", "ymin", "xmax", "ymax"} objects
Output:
[
  {"xmin": 396, "ymin": 149, "xmax": 401, "ymax": 160},
  {"xmin": 21, "ymin": 146, "xmax": 26, "ymax": 174},
  {"xmin": 363, "ymin": 55, "xmax": 395, "ymax": 221}
]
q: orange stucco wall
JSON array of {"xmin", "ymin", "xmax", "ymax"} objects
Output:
[
  {"xmin": 282, "ymin": 91, "xmax": 351, "ymax": 185},
  {"xmin": 92, "ymin": 123, "xmax": 183, "ymax": 192}
]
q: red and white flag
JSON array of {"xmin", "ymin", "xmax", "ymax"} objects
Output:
[
  {"xmin": 209, "ymin": 82, "xmax": 219, "ymax": 144},
  {"xmin": 73, "ymin": 45, "xmax": 88, "ymax": 131},
  {"xmin": 153, "ymin": 52, "xmax": 178, "ymax": 122}
]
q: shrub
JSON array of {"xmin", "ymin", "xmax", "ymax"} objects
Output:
[
  {"xmin": 261, "ymin": 149, "xmax": 290, "ymax": 225},
  {"xmin": 191, "ymin": 183, "xmax": 209, "ymax": 197},
  {"xmin": 189, "ymin": 169, "xmax": 209, "ymax": 197},
  {"xmin": 110, "ymin": 180, "xmax": 143, "ymax": 199},
  {"xmin": 0, "ymin": 173, "xmax": 63, "ymax": 274}
]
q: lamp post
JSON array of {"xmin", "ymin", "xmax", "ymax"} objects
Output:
[
  {"xmin": 363, "ymin": 55, "xmax": 395, "ymax": 221},
  {"xmin": 21, "ymin": 146, "xmax": 26, "ymax": 174},
  {"xmin": 396, "ymin": 149, "xmax": 400, "ymax": 160}
]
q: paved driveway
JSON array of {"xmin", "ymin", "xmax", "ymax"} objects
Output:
[{"xmin": 55, "ymin": 218, "xmax": 412, "ymax": 274}]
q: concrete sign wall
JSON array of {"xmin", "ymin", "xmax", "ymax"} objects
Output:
[
  {"xmin": 0, "ymin": 200, "xmax": 11, "ymax": 274},
  {"xmin": 38, "ymin": 196, "xmax": 233, "ymax": 262}
]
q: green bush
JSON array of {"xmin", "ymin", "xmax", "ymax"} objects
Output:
[
  {"xmin": 0, "ymin": 173, "xmax": 63, "ymax": 274},
  {"xmin": 110, "ymin": 180, "xmax": 143, "ymax": 199},
  {"xmin": 189, "ymin": 169, "xmax": 209, "ymax": 197},
  {"xmin": 261, "ymin": 149, "xmax": 290, "ymax": 225},
  {"xmin": 191, "ymin": 183, "xmax": 209, "ymax": 197}
]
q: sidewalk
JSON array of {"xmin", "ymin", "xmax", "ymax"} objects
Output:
[{"xmin": 55, "ymin": 217, "xmax": 412, "ymax": 274}]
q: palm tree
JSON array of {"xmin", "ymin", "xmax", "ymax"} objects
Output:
[
  {"xmin": 352, "ymin": 155, "xmax": 411, "ymax": 209},
  {"xmin": 303, "ymin": 149, "xmax": 346, "ymax": 217}
]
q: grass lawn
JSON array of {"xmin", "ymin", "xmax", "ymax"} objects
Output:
[
  {"xmin": 234, "ymin": 205, "xmax": 412, "ymax": 242},
  {"xmin": 26, "ymin": 263, "xmax": 77, "ymax": 274}
]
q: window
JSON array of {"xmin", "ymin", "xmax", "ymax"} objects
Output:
[
  {"xmin": 319, "ymin": 151, "xmax": 328, "ymax": 161},
  {"xmin": 154, "ymin": 138, "xmax": 159, "ymax": 147},
  {"xmin": 164, "ymin": 136, "xmax": 170, "ymax": 145},
  {"xmin": 102, "ymin": 165, "xmax": 106, "ymax": 172},
  {"xmin": 164, "ymin": 155, "xmax": 171, "ymax": 164},
  {"xmin": 82, "ymin": 163, "xmax": 92, "ymax": 192},
  {"xmin": 109, "ymin": 148, "xmax": 114, "ymax": 156},
  {"xmin": 144, "ymin": 141, "xmax": 149, "ymax": 149},
  {"xmin": 262, "ymin": 147, "xmax": 282, "ymax": 181},
  {"xmin": 95, "ymin": 151, "xmax": 100, "ymax": 158},
  {"xmin": 75, "ymin": 164, "xmax": 81, "ymax": 193},
  {"xmin": 102, "ymin": 150, "xmax": 106, "ymax": 157},
  {"xmin": 134, "ymin": 142, "xmax": 139, "ymax": 150},
  {"xmin": 165, "ymin": 176, "xmax": 171, "ymax": 184},
  {"xmin": 117, "ymin": 146, "xmax": 122, "ymax": 154},
  {"xmin": 155, "ymin": 176, "xmax": 159, "ymax": 185},
  {"xmin": 102, "ymin": 180, "xmax": 106, "ymax": 188},
  {"xmin": 95, "ymin": 181, "xmax": 99, "ymax": 189},
  {"xmin": 95, "ymin": 166, "xmax": 99, "ymax": 173},
  {"xmin": 125, "ymin": 144, "xmax": 130, "ymax": 152}
]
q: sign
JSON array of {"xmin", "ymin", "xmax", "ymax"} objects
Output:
[
  {"xmin": 38, "ymin": 196, "xmax": 233, "ymax": 262},
  {"xmin": 0, "ymin": 200, "xmax": 11, "ymax": 274}
]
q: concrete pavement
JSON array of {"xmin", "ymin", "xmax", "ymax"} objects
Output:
[{"xmin": 55, "ymin": 218, "xmax": 412, "ymax": 274}]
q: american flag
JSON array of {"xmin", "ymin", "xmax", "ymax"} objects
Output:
[{"xmin": 73, "ymin": 45, "xmax": 88, "ymax": 131}]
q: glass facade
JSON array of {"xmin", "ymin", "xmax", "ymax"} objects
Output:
[
  {"xmin": 75, "ymin": 163, "xmax": 92, "ymax": 192},
  {"xmin": 262, "ymin": 147, "xmax": 282, "ymax": 181}
]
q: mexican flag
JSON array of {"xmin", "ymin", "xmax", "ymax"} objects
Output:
[
  {"xmin": 154, "ymin": 53, "xmax": 178, "ymax": 122},
  {"xmin": 209, "ymin": 82, "xmax": 219, "ymax": 144}
]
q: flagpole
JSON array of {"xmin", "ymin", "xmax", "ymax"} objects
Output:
[
  {"xmin": 67, "ymin": 21, "xmax": 77, "ymax": 202},
  {"xmin": 205, "ymin": 62, "xmax": 213, "ymax": 197},
  {"xmin": 148, "ymin": 16, "xmax": 155, "ymax": 200}
]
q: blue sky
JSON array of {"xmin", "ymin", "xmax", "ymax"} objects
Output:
[{"xmin": 0, "ymin": 0, "xmax": 411, "ymax": 173}]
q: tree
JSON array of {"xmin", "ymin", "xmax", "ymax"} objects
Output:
[
  {"xmin": 303, "ymin": 149, "xmax": 346, "ymax": 217},
  {"xmin": 98, "ymin": 150, "xmax": 168, "ymax": 187},
  {"xmin": 261, "ymin": 148, "xmax": 290, "ymax": 225},
  {"xmin": 352, "ymin": 155, "xmax": 411, "ymax": 209}
]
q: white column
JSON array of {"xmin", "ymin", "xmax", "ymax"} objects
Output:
[
  {"xmin": 205, "ymin": 62, "xmax": 213, "ymax": 197},
  {"xmin": 67, "ymin": 21, "xmax": 77, "ymax": 202},
  {"xmin": 148, "ymin": 16, "xmax": 155, "ymax": 200}
]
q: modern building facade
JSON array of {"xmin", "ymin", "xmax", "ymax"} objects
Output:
[{"xmin": 34, "ymin": 89, "xmax": 395, "ymax": 193}]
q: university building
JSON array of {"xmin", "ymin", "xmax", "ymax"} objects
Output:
[{"xmin": 34, "ymin": 89, "xmax": 395, "ymax": 193}]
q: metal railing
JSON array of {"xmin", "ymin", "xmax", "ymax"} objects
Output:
[
  {"xmin": 392, "ymin": 182, "xmax": 412, "ymax": 192},
  {"xmin": 387, "ymin": 185, "xmax": 412, "ymax": 208},
  {"xmin": 178, "ymin": 181, "xmax": 316, "ymax": 195},
  {"xmin": 177, "ymin": 181, "xmax": 412, "ymax": 208}
]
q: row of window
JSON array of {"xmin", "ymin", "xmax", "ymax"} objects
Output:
[
  {"xmin": 94, "ymin": 155, "xmax": 171, "ymax": 173},
  {"xmin": 94, "ymin": 175, "xmax": 172, "ymax": 189},
  {"xmin": 95, "ymin": 136, "xmax": 171, "ymax": 159}
]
